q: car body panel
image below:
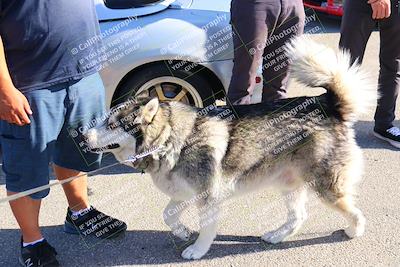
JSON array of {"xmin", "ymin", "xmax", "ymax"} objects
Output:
[
  {"xmin": 98, "ymin": 7, "xmax": 233, "ymax": 63},
  {"xmin": 97, "ymin": 0, "xmax": 262, "ymax": 108},
  {"xmin": 184, "ymin": 0, "xmax": 231, "ymax": 12}
]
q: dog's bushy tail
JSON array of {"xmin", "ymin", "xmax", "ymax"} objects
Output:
[{"xmin": 285, "ymin": 36, "xmax": 377, "ymax": 121}]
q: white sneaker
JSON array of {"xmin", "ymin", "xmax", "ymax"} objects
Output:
[{"xmin": 373, "ymin": 126, "xmax": 400, "ymax": 149}]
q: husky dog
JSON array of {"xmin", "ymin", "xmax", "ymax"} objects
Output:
[{"xmin": 85, "ymin": 38, "xmax": 376, "ymax": 260}]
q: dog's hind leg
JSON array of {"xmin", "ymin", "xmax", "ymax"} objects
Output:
[
  {"xmin": 321, "ymin": 194, "xmax": 365, "ymax": 238},
  {"xmin": 317, "ymin": 155, "xmax": 366, "ymax": 238},
  {"xmin": 181, "ymin": 200, "xmax": 220, "ymax": 260},
  {"xmin": 330, "ymin": 196, "xmax": 365, "ymax": 238},
  {"xmin": 262, "ymin": 187, "xmax": 308, "ymax": 244},
  {"xmin": 163, "ymin": 199, "xmax": 192, "ymax": 241}
]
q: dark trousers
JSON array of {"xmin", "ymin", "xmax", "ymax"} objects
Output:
[
  {"xmin": 340, "ymin": 0, "xmax": 400, "ymax": 130},
  {"xmin": 228, "ymin": 0, "xmax": 305, "ymax": 103}
]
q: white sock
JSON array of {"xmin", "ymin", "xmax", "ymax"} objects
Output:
[
  {"xmin": 71, "ymin": 206, "xmax": 91, "ymax": 217},
  {"xmin": 23, "ymin": 238, "xmax": 45, "ymax": 247}
]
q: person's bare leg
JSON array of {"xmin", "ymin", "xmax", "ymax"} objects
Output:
[
  {"xmin": 8, "ymin": 192, "xmax": 43, "ymax": 243},
  {"xmin": 53, "ymin": 164, "xmax": 89, "ymax": 211}
]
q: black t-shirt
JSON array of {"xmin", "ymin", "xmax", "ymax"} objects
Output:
[{"xmin": 0, "ymin": 0, "xmax": 105, "ymax": 92}]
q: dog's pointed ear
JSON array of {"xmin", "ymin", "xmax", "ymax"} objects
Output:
[
  {"xmin": 142, "ymin": 98, "xmax": 159, "ymax": 123},
  {"xmin": 133, "ymin": 116, "xmax": 142, "ymax": 124}
]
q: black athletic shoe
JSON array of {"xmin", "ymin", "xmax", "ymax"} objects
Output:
[
  {"xmin": 373, "ymin": 126, "xmax": 400, "ymax": 148},
  {"xmin": 19, "ymin": 238, "xmax": 60, "ymax": 267},
  {"xmin": 64, "ymin": 206, "xmax": 127, "ymax": 239}
]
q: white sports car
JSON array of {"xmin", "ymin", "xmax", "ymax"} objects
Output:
[{"xmin": 95, "ymin": 0, "xmax": 262, "ymax": 108}]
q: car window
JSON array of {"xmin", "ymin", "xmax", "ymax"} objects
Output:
[{"xmin": 104, "ymin": 0, "xmax": 164, "ymax": 9}]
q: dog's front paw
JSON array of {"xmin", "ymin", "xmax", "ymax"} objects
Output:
[
  {"xmin": 172, "ymin": 226, "xmax": 192, "ymax": 241},
  {"xmin": 181, "ymin": 244, "xmax": 207, "ymax": 260},
  {"xmin": 261, "ymin": 230, "xmax": 287, "ymax": 244},
  {"xmin": 345, "ymin": 214, "xmax": 366, "ymax": 238}
]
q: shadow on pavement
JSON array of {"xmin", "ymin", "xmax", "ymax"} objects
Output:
[
  {"xmin": 0, "ymin": 226, "xmax": 350, "ymax": 266},
  {"xmin": 355, "ymin": 120, "xmax": 400, "ymax": 150}
]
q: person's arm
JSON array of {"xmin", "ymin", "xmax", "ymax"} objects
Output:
[
  {"xmin": 368, "ymin": 0, "xmax": 391, "ymax": 19},
  {"xmin": 0, "ymin": 36, "xmax": 32, "ymax": 126}
]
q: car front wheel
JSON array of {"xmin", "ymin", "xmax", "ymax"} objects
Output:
[{"xmin": 112, "ymin": 64, "xmax": 217, "ymax": 108}]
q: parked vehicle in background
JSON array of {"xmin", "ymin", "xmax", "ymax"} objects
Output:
[{"xmin": 95, "ymin": 0, "xmax": 262, "ymax": 108}]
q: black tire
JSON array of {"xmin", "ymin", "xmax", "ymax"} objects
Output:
[{"xmin": 112, "ymin": 63, "xmax": 217, "ymax": 108}]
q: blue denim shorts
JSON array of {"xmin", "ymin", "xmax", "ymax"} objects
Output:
[{"xmin": 0, "ymin": 72, "xmax": 106, "ymax": 199}]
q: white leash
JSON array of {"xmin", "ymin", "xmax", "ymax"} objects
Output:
[{"xmin": 0, "ymin": 146, "xmax": 162, "ymax": 204}]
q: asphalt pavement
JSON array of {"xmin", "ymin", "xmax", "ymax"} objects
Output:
[{"xmin": 1, "ymin": 14, "xmax": 399, "ymax": 267}]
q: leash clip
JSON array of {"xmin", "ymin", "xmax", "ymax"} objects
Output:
[{"xmin": 124, "ymin": 145, "xmax": 163, "ymax": 163}]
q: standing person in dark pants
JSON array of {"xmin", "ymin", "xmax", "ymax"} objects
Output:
[
  {"xmin": 227, "ymin": 0, "xmax": 305, "ymax": 105},
  {"xmin": 340, "ymin": 0, "xmax": 400, "ymax": 148}
]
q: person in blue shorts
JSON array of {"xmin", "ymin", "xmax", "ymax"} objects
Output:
[{"xmin": 0, "ymin": 1, "xmax": 127, "ymax": 266}]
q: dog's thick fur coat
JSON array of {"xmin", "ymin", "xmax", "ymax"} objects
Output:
[{"xmin": 86, "ymin": 38, "xmax": 376, "ymax": 260}]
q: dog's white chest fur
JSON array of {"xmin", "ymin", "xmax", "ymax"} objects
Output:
[{"xmin": 151, "ymin": 171, "xmax": 196, "ymax": 201}]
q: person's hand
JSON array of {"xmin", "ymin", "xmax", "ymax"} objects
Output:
[
  {"xmin": 0, "ymin": 86, "xmax": 32, "ymax": 126},
  {"xmin": 368, "ymin": 0, "xmax": 391, "ymax": 19}
]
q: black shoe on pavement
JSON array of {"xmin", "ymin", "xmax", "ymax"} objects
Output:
[
  {"xmin": 19, "ymin": 238, "xmax": 60, "ymax": 267},
  {"xmin": 64, "ymin": 206, "xmax": 127, "ymax": 239},
  {"xmin": 373, "ymin": 126, "xmax": 400, "ymax": 148}
]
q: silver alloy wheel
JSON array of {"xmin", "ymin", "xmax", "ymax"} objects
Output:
[{"xmin": 136, "ymin": 76, "xmax": 204, "ymax": 108}]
